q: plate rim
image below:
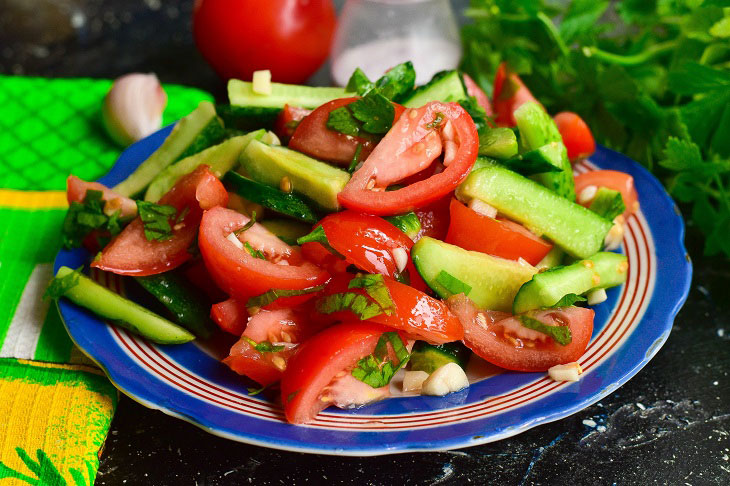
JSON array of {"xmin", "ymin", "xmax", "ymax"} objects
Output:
[{"xmin": 54, "ymin": 126, "xmax": 692, "ymax": 455}]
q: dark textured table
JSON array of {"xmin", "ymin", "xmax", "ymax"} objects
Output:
[{"xmin": 3, "ymin": 1, "xmax": 729, "ymax": 484}]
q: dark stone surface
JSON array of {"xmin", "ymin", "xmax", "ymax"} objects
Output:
[{"xmin": 3, "ymin": 1, "xmax": 728, "ymax": 484}]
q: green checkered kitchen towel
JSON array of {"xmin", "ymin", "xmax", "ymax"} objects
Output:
[{"xmin": 0, "ymin": 75, "xmax": 212, "ymax": 485}]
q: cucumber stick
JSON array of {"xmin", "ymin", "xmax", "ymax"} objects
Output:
[
  {"xmin": 403, "ymin": 70, "xmax": 468, "ymax": 108},
  {"xmin": 144, "ymin": 130, "xmax": 265, "ymax": 202},
  {"xmin": 135, "ymin": 272, "xmax": 215, "ymax": 338},
  {"xmin": 456, "ymin": 164, "xmax": 612, "ymax": 259},
  {"xmin": 228, "ymin": 79, "xmax": 348, "ymax": 109},
  {"xmin": 53, "ymin": 266, "xmax": 194, "ymax": 344},
  {"xmin": 512, "ymin": 252, "xmax": 628, "ymax": 313},
  {"xmin": 239, "ymin": 140, "xmax": 350, "ymax": 211},
  {"xmin": 114, "ymin": 101, "xmax": 224, "ymax": 197}
]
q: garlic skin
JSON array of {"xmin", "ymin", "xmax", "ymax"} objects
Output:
[{"xmin": 103, "ymin": 73, "xmax": 167, "ymax": 147}]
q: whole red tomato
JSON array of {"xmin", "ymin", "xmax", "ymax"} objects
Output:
[{"xmin": 193, "ymin": 0, "xmax": 336, "ymax": 83}]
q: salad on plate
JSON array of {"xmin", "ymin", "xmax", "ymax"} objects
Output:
[{"xmin": 48, "ymin": 62, "xmax": 637, "ymax": 425}]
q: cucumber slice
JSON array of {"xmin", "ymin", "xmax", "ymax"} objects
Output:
[
  {"xmin": 514, "ymin": 102, "xmax": 575, "ymax": 200},
  {"xmin": 53, "ymin": 266, "xmax": 194, "ymax": 344},
  {"xmin": 502, "ymin": 143, "xmax": 565, "ymax": 176},
  {"xmin": 135, "ymin": 272, "xmax": 215, "ymax": 338},
  {"xmin": 589, "ymin": 187, "xmax": 625, "ymax": 221},
  {"xmin": 228, "ymin": 79, "xmax": 348, "ymax": 109},
  {"xmin": 216, "ymin": 104, "xmax": 281, "ymax": 131},
  {"xmin": 385, "ymin": 212, "xmax": 422, "ymax": 240},
  {"xmin": 402, "ymin": 70, "xmax": 468, "ymax": 108},
  {"xmin": 222, "ymin": 171, "xmax": 319, "ymax": 224},
  {"xmin": 260, "ymin": 219, "xmax": 312, "ymax": 246},
  {"xmin": 479, "ymin": 127, "xmax": 518, "ymax": 159},
  {"xmin": 144, "ymin": 131, "xmax": 265, "ymax": 202},
  {"xmin": 412, "ymin": 237, "xmax": 537, "ymax": 312},
  {"xmin": 114, "ymin": 101, "xmax": 225, "ymax": 197},
  {"xmin": 512, "ymin": 252, "xmax": 628, "ymax": 313},
  {"xmin": 456, "ymin": 164, "xmax": 612, "ymax": 259},
  {"xmin": 536, "ymin": 246, "xmax": 565, "ymax": 270},
  {"xmin": 409, "ymin": 341, "xmax": 471, "ymax": 374},
  {"xmin": 239, "ymin": 140, "xmax": 350, "ymax": 211}
]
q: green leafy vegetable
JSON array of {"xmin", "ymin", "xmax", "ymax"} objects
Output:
[
  {"xmin": 247, "ymin": 385, "xmax": 268, "ymax": 396},
  {"xmin": 316, "ymin": 292, "xmax": 384, "ymax": 320},
  {"xmin": 44, "ymin": 266, "xmax": 82, "ymax": 300},
  {"xmin": 62, "ymin": 190, "xmax": 124, "ymax": 249},
  {"xmin": 502, "ymin": 145, "xmax": 565, "ymax": 176},
  {"xmin": 549, "ymin": 293, "xmax": 587, "ymax": 309},
  {"xmin": 461, "ymin": 0, "xmax": 730, "ymax": 258},
  {"xmin": 345, "ymin": 62, "xmax": 416, "ymax": 102},
  {"xmin": 519, "ymin": 315, "xmax": 572, "ymax": 346},
  {"xmin": 435, "ymin": 270, "xmax": 472, "ymax": 296},
  {"xmin": 234, "ymin": 211, "xmax": 257, "ymax": 236},
  {"xmin": 351, "ymin": 332, "xmax": 410, "ymax": 388},
  {"xmin": 346, "ymin": 67, "xmax": 375, "ymax": 95},
  {"xmin": 246, "ymin": 284, "xmax": 326, "ymax": 308},
  {"xmin": 348, "ymin": 274, "xmax": 396, "ymax": 315},
  {"xmin": 459, "ymin": 96, "xmax": 491, "ymax": 134},
  {"xmin": 326, "ymin": 90, "xmax": 396, "ymax": 138},
  {"xmin": 243, "ymin": 336, "xmax": 285, "ymax": 353},
  {"xmin": 296, "ymin": 225, "xmax": 344, "ymax": 258},
  {"xmin": 136, "ymin": 200, "xmax": 178, "ymax": 242},
  {"xmin": 348, "ymin": 144, "xmax": 364, "ymax": 173},
  {"xmin": 243, "ymin": 241, "xmax": 266, "ymax": 260}
]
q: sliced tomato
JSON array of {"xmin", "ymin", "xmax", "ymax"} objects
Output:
[
  {"xmin": 66, "ymin": 175, "xmax": 138, "ymax": 219},
  {"xmin": 280, "ymin": 321, "xmax": 391, "ymax": 424},
  {"xmin": 274, "ymin": 104, "xmax": 311, "ymax": 143},
  {"xmin": 492, "ymin": 62, "xmax": 540, "ymax": 127},
  {"xmin": 181, "ymin": 258, "xmax": 227, "ymax": 302},
  {"xmin": 199, "ymin": 207, "xmax": 329, "ymax": 300},
  {"xmin": 300, "ymin": 241, "xmax": 350, "ymax": 275},
  {"xmin": 288, "ymin": 98, "xmax": 375, "ymax": 166},
  {"xmin": 93, "ymin": 166, "xmax": 228, "ymax": 276},
  {"xmin": 211, "ymin": 297, "xmax": 249, "ymax": 336},
  {"xmin": 314, "ymin": 274, "xmax": 463, "ymax": 344},
  {"xmin": 338, "ymin": 101, "xmax": 478, "ymax": 215},
  {"xmin": 414, "ymin": 194, "xmax": 451, "ymax": 241},
  {"xmin": 223, "ymin": 308, "xmax": 310, "ymax": 387},
  {"xmin": 445, "ymin": 198, "xmax": 552, "ymax": 265},
  {"xmin": 448, "ymin": 295, "xmax": 594, "ymax": 372},
  {"xmin": 554, "ymin": 112, "xmax": 595, "ymax": 160},
  {"xmin": 574, "ymin": 170, "xmax": 639, "ymax": 217},
  {"xmin": 463, "ymin": 73, "xmax": 493, "ymax": 117}
]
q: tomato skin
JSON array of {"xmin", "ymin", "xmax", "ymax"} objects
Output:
[
  {"xmin": 300, "ymin": 241, "xmax": 350, "ymax": 275},
  {"xmin": 339, "ymin": 101, "xmax": 479, "ymax": 215},
  {"xmin": 92, "ymin": 166, "xmax": 228, "ymax": 276},
  {"xmin": 274, "ymin": 105, "xmax": 311, "ymax": 143},
  {"xmin": 280, "ymin": 321, "xmax": 391, "ymax": 424},
  {"xmin": 211, "ymin": 297, "xmax": 249, "ymax": 336},
  {"xmin": 414, "ymin": 194, "xmax": 451, "ymax": 241},
  {"xmin": 66, "ymin": 175, "xmax": 137, "ymax": 219},
  {"xmin": 492, "ymin": 63, "xmax": 540, "ymax": 127},
  {"xmin": 192, "ymin": 0, "xmax": 336, "ymax": 83},
  {"xmin": 181, "ymin": 259, "xmax": 227, "ymax": 302},
  {"xmin": 446, "ymin": 198, "xmax": 552, "ymax": 265},
  {"xmin": 199, "ymin": 207, "xmax": 329, "ymax": 300},
  {"xmin": 462, "ymin": 73, "xmax": 493, "ymax": 117},
  {"xmin": 314, "ymin": 275, "xmax": 463, "ymax": 344},
  {"xmin": 554, "ymin": 112, "xmax": 596, "ymax": 160},
  {"xmin": 448, "ymin": 295, "xmax": 594, "ymax": 372},
  {"xmin": 574, "ymin": 170, "xmax": 639, "ymax": 217}
]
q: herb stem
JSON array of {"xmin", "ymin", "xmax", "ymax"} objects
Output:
[
  {"xmin": 536, "ymin": 12, "xmax": 569, "ymax": 58},
  {"xmin": 582, "ymin": 40, "xmax": 678, "ymax": 66}
]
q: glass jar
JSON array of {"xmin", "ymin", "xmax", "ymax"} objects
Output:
[{"xmin": 330, "ymin": 0, "xmax": 462, "ymax": 86}]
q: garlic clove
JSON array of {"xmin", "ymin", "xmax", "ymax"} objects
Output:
[{"xmin": 102, "ymin": 73, "xmax": 167, "ymax": 147}]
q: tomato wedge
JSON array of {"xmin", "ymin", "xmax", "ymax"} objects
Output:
[
  {"xmin": 199, "ymin": 207, "xmax": 329, "ymax": 300},
  {"xmin": 413, "ymin": 194, "xmax": 451, "ymax": 241},
  {"xmin": 554, "ymin": 112, "xmax": 595, "ymax": 160},
  {"xmin": 280, "ymin": 321, "xmax": 391, "ymax": 424},
  {"xmin": 66, "ymin": 175, "xmax": 138, "ymax": 219},
  {"xmin": 338, "ymin": 101, "xmax": 479, "ymax": 215},
  {"xmin": 224, "ymin": 308, "xmax": 310, "ymax": 387},
  {"xmin": 211, "ymin": 297, "xmax": 249, "ymax": 336},
  {"xmin": 446, "ymin": 198, "xmax": 552, "ymax": 265},
  {"xmin": 314, "ymin": 274, "xmax": 463, "ymax": 344},
  {"xmin": 448, "ymin": 295, "xmax": 593, "ymax": 372},
  {"xmin": 574, "ymin": 170, "xmax": 639, "ymax": 217},
  {"xmin": 463, "ymin": 73, "xmax": 493, "ymax": 117},
  {"xmin": 93, "ymin": 166, "xmax": 228, "ymax": 276},
  {"xmin": 274, "ymin": 104, "xmax": 311, "ymax": 143},
  {"xmin": 492, "ymin": 62, "xmax": 540, "ymax": 127}
]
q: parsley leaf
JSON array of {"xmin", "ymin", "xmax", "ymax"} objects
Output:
[
  {"xmin": 519, "ymin": 315, "xmax": 572, "ymax": 346},
  {"xmin": 244, "ymin": 241, "xmax": 266, "ymax": 260},
  {"xmin": 326, "ymin": 106, "xmax": 361, "ymax": 137},
  {"xmin": 348, "ymin": 274, "xmax": 396, "ymax": 315},
  {"xmin": 349, "ymin": 92, "xmax": 395, "ymax": 134},
  {"xmin": 296, "ymin": 226, "xmax": 344, "ymax": 258},
  {"xmin": 243, "ymin": 336, "xmax": 285, "ymax": 353},
  {"xmin": 44, "ymin": 266, "xmax": 82, "ymax": 300},
  {"xmin": 548, "ymin": 294, "xmax": 587, "ymax": 308},
  {"xmin": 316, "ymin": 292, "xmax": 384, "ymax": 320},
  {"xmin": 346, "ymin": 67, "xmax": 375, "ymax": 95},
  {"xmin": 348, "ymin": 144, "xmax": 363, "ymax": 173},
  {"xmin": 351, "ymin": 332, "xmax": 410, "ymax": 388},
  {"xmin": 136, "ymin": 200, "xmax": 178, "ymax": 242},
  {"xmin": 62, "ymin": 189, "xmax": 124, "ymax": 249},
  {"xmin": 373, "ymin": 61, "xmax": 416, "ymax": 102},
  {"xmin": 234, "ymin": 211, "xmax": 257, "ymax": 236},
  {"xmin": 246, "ymin": 284, "xmax": 326, "ymax": 308}
]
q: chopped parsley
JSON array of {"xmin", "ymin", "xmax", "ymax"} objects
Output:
[
  {"xmin": 243, "ymin": 241, "xmax": 266, "ymax": 260},
  {"xmin": 326, "ymin": 90, "xmax": 395, "ymax": 139},
  {"xmin": 519, "ymin": 315, "xmax": 572, "ymax": 346},
  {"xmin": 136, "ymin": 200, "xmax": 178, "ymax": 242},
  {"xmin": 548, "ymin": 293, "xmax": 587, "ymax": 308},
  {"xmin": 435, "ymin": 270, "xmax": 472, "ymax": 296},
  {"xmin": 61, "ymin": 189, "xmax": 124, "ymax": 249},
  {"xmin": 234, "ymin": 211, "xmax": 257, "ymax": 236},
  {"xmin": 346, "ymin": 67, "xmax": 374, "ymax": 95},
  {"xmin": 316, "ymin": 292, "xmax": 384, "ymax": 320},
  {"xmin": 296, "ymin": 226, "xmax": 343, "ymax": 258},
  {"xmin": 426, "ymin": 112, "xmax": 445, "ymax": 130},
  {"xmin": 348, "ymin": 274, "xmax": 395, "ymax": 316},
  {"xmin": 246, "ymin": 284, "xmax": 326, "ymax": 308},
  {"xmin": 247, "ymin": 385, "xmax": 268, "ymax": 396},
  {"xmin": 345, "ymin": 61, "xmax": 416, "ymax": 102},
  {"xmin": 44, "ymin": 266, "xmax": 82, "ymax": 300},
  {"xmin": 348, "ymin": 144, "xmax": 364, "ymax": 173},
  {"xmin": 243, "ymin": 336, "xmax": 285, "ymax": 353},
  {"xmin": 351, "ymin": 332, "xmax": 410, "ymax": 388}
]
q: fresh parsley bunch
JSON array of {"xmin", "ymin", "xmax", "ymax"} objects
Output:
[{"xmin": 461, "ymin": 0, "xmax": 730, "ymax": 258}]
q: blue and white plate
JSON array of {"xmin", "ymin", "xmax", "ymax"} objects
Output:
[{"xmin": 55, "ymin": 126, "xmax": 691, "ymax": 455}]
